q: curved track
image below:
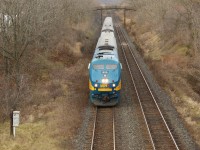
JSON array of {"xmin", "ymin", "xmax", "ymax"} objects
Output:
[
  {"xmin": 90, "ymin": 107, "xmax": 115, "ymax": 150},
  {"xmin": 115, "ymin": 20, "xmax": 180, "ymax": 150}
]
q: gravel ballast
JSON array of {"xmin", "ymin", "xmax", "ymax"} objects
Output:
[
  {"xmin": 121, "ymin": 26, "xmax": 199, "ymax": 150},
  {"xmin": 75, "ymin": 19, "xmax": 199, "ymax": 150}
]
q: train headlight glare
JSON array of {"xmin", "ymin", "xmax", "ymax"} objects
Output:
[
  {"xmin": 94, "ymin": 84, "xmax": 98, "ymax": 87},
  {"xmin": 102, "ymin": 78, "xmax": 109, "ymax": 84},
  {"xmin": 112, "ymin": 84, "xmax": 116, "ymax": 87}
]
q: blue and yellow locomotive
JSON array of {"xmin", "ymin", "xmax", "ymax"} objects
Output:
[{"xmin": 88, "ymin": 17, "xmax": 122, "ymax": 106}]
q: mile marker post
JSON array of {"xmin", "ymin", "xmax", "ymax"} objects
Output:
[{"xmin": 12, "ymin": 111, "xmax": 20, "ymax": 138}]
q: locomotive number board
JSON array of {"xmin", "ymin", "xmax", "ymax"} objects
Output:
[{"xmin": 100, "ymin": 84, "xmax": 108, "ymax": 88}]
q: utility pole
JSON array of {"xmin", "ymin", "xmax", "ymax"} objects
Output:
[
  {"xmin": 101, "ymin": 9, "xmax": 103, "ymax": 25},
  {"xmin": 124, "ymin": 9, "xmax": 126, "ymax": 27}
]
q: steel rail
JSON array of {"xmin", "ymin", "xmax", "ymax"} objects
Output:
[
  {"xmin": 90, "ymin": 107, "xmax": 98, "ymax": 150},
  {"xmin": 113, "ymin": 108, "xmax": 116, "ymax": 150},
  {"xmin": 114, "ymin": 15, "xmax": 180, "ymax": 149},
  {"xmin": 90, "ymin": 107, "xmax": 116, "ymax": 150},
  {"xmin": 119, "ymin": 24, "xmax": 180, "ymax": 150},
  {"xmin": 115, "ymin": 24, "xmax": 156, "ymax": 150}
]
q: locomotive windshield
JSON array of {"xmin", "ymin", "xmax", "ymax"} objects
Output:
[
  {"xmin": 93, "ymin": 64, "xmax": 104, "ymax": 69},
  {"xmin": 92, "ymin": 64, "xmax": 117, "ymax": 70},
  {"xmin": 106, "ymin": 64, "xmax": 117, "ymax": 69}
]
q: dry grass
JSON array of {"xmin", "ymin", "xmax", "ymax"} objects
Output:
[
  {"xmin": 123, "ymin": 6, "xmax": 200, "ymax": 145},
  {"xmin": 0, "ymin": 56, "xmax": 89, "ymax": 150},
  {"xmin": 0, "ymin": 20, "xmax": 96, "ymax": 149},
  {"xmin": 0, "ymin": 0, "xmax": 98, "ymax": 148}
]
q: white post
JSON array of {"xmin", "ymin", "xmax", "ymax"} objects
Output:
[
  {"xmin": 12, "ymin": 111, "xmax": 20, "ymax": 138},
  {"xmin": 13, "ymin": 126, "xmax": 16, "ymax": 138}
]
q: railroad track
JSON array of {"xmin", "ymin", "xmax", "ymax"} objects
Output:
[
  {"xmin": 115, "ymin": 20, "xmax": 180, "ymax": 150},
  {"xmin": 90, "ymin": 107, "xmax": 115, "ymax": 150}
]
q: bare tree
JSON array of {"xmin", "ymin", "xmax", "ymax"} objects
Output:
[
  {"xmin": 0, "ymin": 0, "xmax": 65, "ymax": 116},
  {"xmin": 0, "ymin": 0, "xmax": 95, "ymax": 119},
  {"xmin": 181, "ymin": 0, "xmax": 200, "ymax": 56}
]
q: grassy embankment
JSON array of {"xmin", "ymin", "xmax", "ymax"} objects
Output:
[{"xmin": 121, "ymin": 0, "xmax": 200, "ymax": 146}]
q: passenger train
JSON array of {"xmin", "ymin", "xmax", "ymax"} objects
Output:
[{"xmin": 88, "ymin": 17, "xmax": 122, "ymax": 106}]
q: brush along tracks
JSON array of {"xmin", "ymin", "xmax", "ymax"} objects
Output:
[
  {"xmin": 115, "ymin": 23, "xmax": 181, "ymax": 150},
  {"xmin": 90, "ymin": 107, "xmax": 115, "ymax": 150}
]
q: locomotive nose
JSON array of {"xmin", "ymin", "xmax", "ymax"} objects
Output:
[{"xmin": 88, "ymin": 17, "xmax": 121, "ymax": 106}]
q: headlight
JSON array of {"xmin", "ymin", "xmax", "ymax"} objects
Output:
[
  {"xmin": 112, "ymin": 83, "xmax": 116, "ymax": 87},
  {"xmin": 102, "ymin": 78, "xmax": 109, "ymax": 84},
  {"xmin": 94, "ymin": 83, "xmax": 98, "ymax": 87}
]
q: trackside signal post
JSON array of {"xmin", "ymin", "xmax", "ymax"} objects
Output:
[{"xmin": 10, "ymin": 111, "xmax": 20, "ymax": 138}]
